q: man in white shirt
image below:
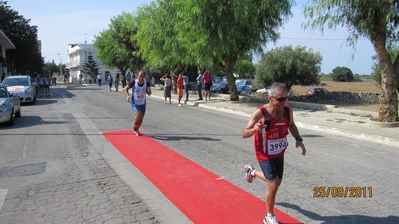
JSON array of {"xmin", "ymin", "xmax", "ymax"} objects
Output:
[
  {"xmin": 196, "ymin": 70, "xmax": 203, "ymax": 100},
  {"xmin": 97, "ymin": 73, "xmax": 102, "ymax": 87}
]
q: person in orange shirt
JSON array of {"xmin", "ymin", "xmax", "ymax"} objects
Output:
[{"xmin": 177, "ymin": 73, "xmax": 184, "ymax": 106}]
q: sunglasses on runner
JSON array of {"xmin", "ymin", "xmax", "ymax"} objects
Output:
[{"xmin": 273, "ymin": 96, "xmax": 288, "ymax": 102}]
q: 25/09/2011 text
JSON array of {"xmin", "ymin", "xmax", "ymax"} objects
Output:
[{"xmin": 313, "ymin": 187, "xmax": 372, "ymax": 198}]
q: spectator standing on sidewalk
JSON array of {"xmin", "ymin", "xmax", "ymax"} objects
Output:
[
  {"xmin": 121, "ymin": 73, "xmax": 127, "ymax": 90},
  {"xmin": 52, "ymin": 75, "xmax": 57, "ymax": 86},
  {"xmin": 160, "ymin": 74, "xmax": 172, "ymax": 104},
  {"xmin": 97, "ymin": 73, "xmax": 102, "ymax": 87},
  {"xmin": 124, "ymin": 70, "xmax": 152, "ymax": 136},
  {"xmin": 177, "ymin": 73, "xmax": 184, "ymax": 106},
  {"xmin": 183, "ymin": 72, "xmax": 189, "ymax": 104},
  {"xmin": 126, "ymin": 72, "xmax": 132, "ymax": 83},
  {"xmin": 242, "ymin": 82, "xmax": 306, "ymax": 224},
  {"xmin": 196, "ymin": 70, "xmax": 203, "ymax": 100},
  {"xmin": 114, "ymin": 73, "xmax": 120, "ymax": 92},
  {"xmin": 107, "ymin": 75, "xmax": 113, "ymax": 92},
  {"xmin": 203, "ymin": 70, "xmax": 212, "ymax": 101}
]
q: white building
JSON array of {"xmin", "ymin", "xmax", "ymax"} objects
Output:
[
  {"xmin": 66, "ymin": 43, "xmax": 119, "ymax": 83},
  {"xmin": 0, "ymin": 30, "xmax": 16, "ymax": 80}
]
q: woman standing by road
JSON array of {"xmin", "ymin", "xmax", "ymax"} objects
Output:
[
  {"xmin": 160, "ymin": 74, "xmax": 172, "ymax": 104},
  {"xmin": 203, "ymin": 70, "xmax": 212, "ymax": 101},
  {"xmin": 114, "ymin": 73, "xmax": 120, "ymax": 92},
  {"xmin": 177, "ymin": 73, "xmax": 184, "ymax": 106}
]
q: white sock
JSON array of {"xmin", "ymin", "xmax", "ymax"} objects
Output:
[{"xmin": 250, "ymin": 169, "xmax": 256, "ymax": 177}]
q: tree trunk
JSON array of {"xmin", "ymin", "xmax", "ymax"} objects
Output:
[
  {"xmin": 172, "ymin": 61, "xmax": 183, "ymax": 93},
  {"xmin": 220, "ymin": 58, "xmax": 239, "ymax": 101},
  {"xmin": 372, "ymin": 36, "xmax": 398, "ymax": 122}
]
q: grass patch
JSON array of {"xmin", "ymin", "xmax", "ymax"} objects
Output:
[
  {"xmin": 326, "ymin": 119, "xmax": 334, "ymax": 121},
  {"xmin": 357, "ymin": 121, "xmax": 366, "ymax": 124},
  {"xmin": 335, "ymin": 118, "xmax": 346, "ymax": 121},
  {"xmin": 349, "ymin": 113, "xmax": 360, "ymax": 116}
]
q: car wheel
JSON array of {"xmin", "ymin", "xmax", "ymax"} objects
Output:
[
  {"xmin": 15, "ymin": 108, "xmax": 21, "ymax": 118},
  {"xmin": 7, "ymin": 109, "xmax": 15, "ymax": 126}
]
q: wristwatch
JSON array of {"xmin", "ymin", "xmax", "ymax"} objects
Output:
[{"xmin": 296, "ymin": 135, "xmax": 303, "ymax": 142}]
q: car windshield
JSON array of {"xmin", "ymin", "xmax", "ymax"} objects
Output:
[{"xmin": 2, "ymin": 78, "xmax": 29, "ymax": 86}]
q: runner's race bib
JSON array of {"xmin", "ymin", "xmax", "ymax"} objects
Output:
[{"xmin": 267, "ymin": 137, "xmax": 288, "ymax": 155}]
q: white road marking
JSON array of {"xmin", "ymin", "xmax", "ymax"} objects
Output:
[{"xmin": 0, "ymin": 188, "xmax": 8, "ymax": 211}]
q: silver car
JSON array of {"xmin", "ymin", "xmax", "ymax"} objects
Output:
[
  {"xmin": 1, "ymin": 75, "xmax": 37, "ymax": 104},
  {"xmin": 0, "ymin": 86, "xmax": 21, "ymax": 125}
]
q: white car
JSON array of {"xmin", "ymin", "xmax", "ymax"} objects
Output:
[
  {"xmin": 1, "ymin": 75, "xmax": 37, "ymax": 104},
  {"xmin": 256, "ymin": 86, "xmax": 294, "ymax": 96},
  {"xmin": 0, "ymin": 86, "xmax": 21, "ymax": 125}
]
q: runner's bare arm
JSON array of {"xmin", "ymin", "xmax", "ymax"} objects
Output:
[
  {"xmin": 287, "ymin": 106, "xmax": 306, "ymax": 155},
  {"xmin": 242, "ymin": 109, "xmax": 265, "ymax": 138}
]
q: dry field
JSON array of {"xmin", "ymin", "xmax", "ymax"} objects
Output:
[
  {"xmin": 292, "ymin": 80, "xmax": 381, "ymax": 96},
  {"xmin": 292, "ymin": 80, "xmax": 382, "ymax": 112}
]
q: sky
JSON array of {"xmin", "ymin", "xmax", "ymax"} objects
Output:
[{"xmin": 6, "ymin": 0, "xmax": 376, "ymax": 75}]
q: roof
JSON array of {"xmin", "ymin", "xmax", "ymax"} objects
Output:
[{"xmin": 0, "ymin": 30, "xmax": 16, "ymax": 50}]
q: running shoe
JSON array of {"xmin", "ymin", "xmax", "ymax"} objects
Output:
[
  {"xmin": 133, "ymin": 128, "xmax": 141, "ymax": 136},
  {"xmin": 244, "ymin": 164, "xmax": 255, "ymax": 183},
  {"xmin": 264, "ymin": 214, "xmax": 278, "ymax": 224}
]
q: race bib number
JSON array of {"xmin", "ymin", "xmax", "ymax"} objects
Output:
[{"xmin": 267, "ymin": 137, "xmax": 288, "ymax": 155}]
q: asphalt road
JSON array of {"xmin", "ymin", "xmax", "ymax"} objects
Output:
[{"xmin": 0, "ymin": 84, "xmax": 398, "ymax": 224}]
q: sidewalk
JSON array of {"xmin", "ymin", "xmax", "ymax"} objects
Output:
[{"xmin": 149, "ymin": 86, "xmax": 399, "ymax": 148}]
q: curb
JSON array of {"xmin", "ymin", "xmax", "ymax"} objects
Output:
[
  {"xmin": 296, "ymin": 122, "xmax": 399, "ymax": 148},
  {"xmin": 149, "ymin": 93, "xmax": 399, "ymax": 148}
]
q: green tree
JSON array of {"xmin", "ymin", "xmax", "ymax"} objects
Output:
[
  {"xmin": 173, "ymin": 0, "xmax": 294, "ymax": 101},
  {"xmin": 255, "ymin": 45, "xmax": 321, "ymax": 90},
  {"xmin": 233, "ymin": 60, "xmax": 256, "ymax": 79},
  {"xmin": 42, "ymin": 60, "xmax": 59, "ymax": 76},
  {"xmin": 370, "ymin": 48, "xmax": 399, "ymax": 88},
  {"xmin": 0, "ymin": 1, "xmax": 43, "ymax": 75},
  {"xmin": 136, "ymin": 0, "xmax": 293, "ymax": 100},
  {"xmin": 331, "ymin": 66, "xmax": 354, "ymax": 82},
  {"xmin": 94, "ymin": 12, "xmax": 144, "ymax": 77},
  {"xmin": 303, "ymin": 0, "xmax": 398, "ymax": 122},
  {"xmin": 83, "ymin": 52, "xmax": 98, "ymax": 81},
  {"xmin": 135, "ymin": 2, "xmax": 191, "ymax": 91}
]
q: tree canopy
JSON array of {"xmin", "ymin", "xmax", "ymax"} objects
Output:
[
  {"xmin": 135, "ymin": 0, "xmax": 294, "ymax": 100},
  {"xmin": 0, "ymin": 1, "xmax": 43, "ymax": 75},
  {"xmin": 233, "ymin": 60, "xmax": 256, "ymax": 79},
  {"xmin": 83, "ymin": 52, "xmax": 98, "ymax": 77},
  {"xmin": 93, "ymin": 12, "xmax": 144, "ymax": 76},
  {"xmin": 303, "ymin": 0, "xmax": 398, "ymax": 121},
  {"xmin": 255, "ymin": 45, "xmax": 322, "ymax": 90},
  {"xmin": 331, "ymin": 66, "xmax": 354, "ymax": 82}
]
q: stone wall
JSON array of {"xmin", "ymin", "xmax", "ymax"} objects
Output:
[{"xmin": 252, "ymin": 91, "xmax": 380, "ymax": 105}]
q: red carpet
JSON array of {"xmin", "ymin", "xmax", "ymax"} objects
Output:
[{"xmin": 103, "ymin": 130, "xmax": 302, "ymax": 224}]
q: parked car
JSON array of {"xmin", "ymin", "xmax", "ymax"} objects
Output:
[
  {"xmin": 1, "ymin": 75, "xmax": 37, "ymax": 104},
  {"xmin": 187, "ymin": 82, "xmax": 198, "ymax": 91},
  {"xmin": 237, "ymin": 85, "xmax": 253, "ymax": 95},
  {"xmin": 256, "ymin": 86, "xmax": 293, "ymax": 96},
  {"xmin": 306, "ymin": 87, "xmax": 329, "ymax": 97},
  {"xmin": 256, "ymin": 86, "xmax": 270, "ymax": 94},
  {"xmin": 0, "ymin": 86, "xmax": 21, "ymax": 126},
  {"xmin": 211, "ymin": 82, "xmax": 229, "ymax": 94}
]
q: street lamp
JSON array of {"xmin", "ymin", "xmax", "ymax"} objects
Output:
[{"xmin": 58, "ymin": 53, "xmax": 62, "ymax": 78}]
